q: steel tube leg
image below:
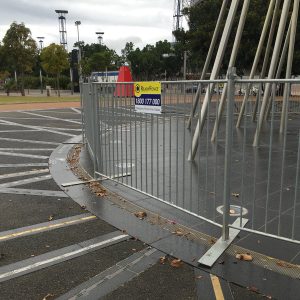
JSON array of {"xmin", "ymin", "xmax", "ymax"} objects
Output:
[{"xmin": 222, "ymin": 67, "xmax": 236, "ymax": 241}]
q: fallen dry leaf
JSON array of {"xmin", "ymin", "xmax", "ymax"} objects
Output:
[
  {"xmin": 134, "ymin": 211, "xmax": 147, "ymax": 219},
  {"xmin": 209, "ymin": 239, "xmax": 216, "ymax": 245},
  {"xmin": 167, "ymin": 219, "xmax": 176, "ymax": 225},
  {"xmin": 236, "ymin": 253, "xmax": 253, "ymax": 261},
  {"xmin": 42, "ymin": 293, "xmax": 54, "ymax": 300},
  {"xmin": 159, "ymin": 256, "xmax": 167, "ymax": 264},
  {"xmin": 96, "ymin": 191, "xmax": 107, "ymax": 197},
  {"xmin": 48, "ymin": 215, "xmax": 54, "ymax": 221},
  {"xmin": 173, "ymin": 229, "xmax": 184, "ymax": 236},
  {"xmin": 276, "ymin": 261, "xmax": 293, "ymax": 268},
  {"xmin": 195, "ymin": 275, "xmax": 203, "ymax": 280},
  {"xmin": 170, "ymin": 258, "xmax": 183, "ymax": 268},
  {"xmin": 81, "ymin": 205, "xmax": 86, "ymax": 209},
  {"xmin": 247, "ymin": 286, "xmax": 259, "ymax": 293}
]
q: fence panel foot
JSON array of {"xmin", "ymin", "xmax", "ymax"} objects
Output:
[{"xmin": 198, "ymin": 218, "xmax": 248, "ymax": 268}]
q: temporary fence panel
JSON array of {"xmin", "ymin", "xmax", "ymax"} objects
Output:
[{"xmin": 81, "ymin": 78, "xmax": 300, "ymax": 249}]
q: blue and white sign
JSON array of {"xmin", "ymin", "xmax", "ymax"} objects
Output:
[{"xmin": 134, "ymin": 82, "xmax": 161, "ymax": 114}]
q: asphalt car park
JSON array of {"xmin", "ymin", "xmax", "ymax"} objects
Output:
[{"xmin": 0, "ymin": 106, "xmax": 287, "ymax": 299}]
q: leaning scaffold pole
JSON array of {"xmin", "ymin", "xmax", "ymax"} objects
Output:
[
  {"xmin": 186, "ymin": 0, "xmax": 229, "ymax": 130},
  {"xmin": 253, "ymin": 0, "xmax": 292, "ymax": 147},
  {"xmin": 188, "ymin": 0, "xmax": 240, "ymax": 161}
]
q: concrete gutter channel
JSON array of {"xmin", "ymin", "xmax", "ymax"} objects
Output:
[{"xmin": 49, "ymin": 135, "xmax": 300, "ymax": 300}]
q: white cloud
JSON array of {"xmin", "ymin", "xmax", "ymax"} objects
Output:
[{"xmin": 0, "ymin": 0, "xmax": 176, "ymax": 53}]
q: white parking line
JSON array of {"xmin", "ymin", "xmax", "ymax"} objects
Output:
[{"xmin": 0, "ymin": 169, "xmax": 49, "ymax": 180}]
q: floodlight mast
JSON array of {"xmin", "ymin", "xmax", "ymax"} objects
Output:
[
  {"xmin": 75, "ymin": 21, "xmax": 82, "ymax": 80},
  {"xmin": 37, "ymin": 37, "xmax": 45, "ymax": 51},
  {"xmin": 95, "ymin": 32, "xmax": 104, "ymax": 45},
  {"xmin": 37, "ymin": 36, "xmax": 45, "ymax": 94},
  {"xmin": 55, "ymin": 10, "xmax": 68, "ymax": 50}
]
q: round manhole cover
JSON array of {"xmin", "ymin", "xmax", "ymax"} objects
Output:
[{"xmin": 216, "ymin": 205, "xmax": 248, "ymax": 216}]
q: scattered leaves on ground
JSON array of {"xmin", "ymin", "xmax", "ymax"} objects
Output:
[
  {"xmin": 159, "ymin": 256, "xmax": 167, "ymax": 264},
  {"xmin": 172, "ymin": 229, "xmax": 184, "ymax": 236},
  {"xmin": 236, "ymin": 253, "xmax": 253, "ymax": 261},
  {"xmin": 247, "ymin": 286, "xmax": 259, "ymax": 293},
  {"xmin": 167, "ymin": 219, "xmax": 176, "ymax": 225},
  {"xmin": 134, "ymin": 211, "xmax": 147, "ymax": 219},
  {"xmin": 96, "ymin": 191, "xmax": 107, "ymax": 197},
  {"xmin": 209, "ymin": 238, "xmax": 216, "ymax": 245},
  {"xmin": 276, "ymin": 260, "xmax": 294, "ymax": 268},
  {"xmin": 170, "ymin": 258, "xmax": 183, "ymax": 268}
]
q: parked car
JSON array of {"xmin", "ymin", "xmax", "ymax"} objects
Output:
[{"xmin": 186, "ymin": 84, "xmax": 199, "ymax": 93}]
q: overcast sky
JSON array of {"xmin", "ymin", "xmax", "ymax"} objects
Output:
[{"xmin": 0, "ymin": 0, "xmax": 181, "ymax": 54}]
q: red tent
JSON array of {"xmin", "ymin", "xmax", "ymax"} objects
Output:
[{"xmin": 114, "ymin": 66, "xmax": 134, "ymax": 97}]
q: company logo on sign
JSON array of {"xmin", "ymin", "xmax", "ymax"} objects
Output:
[{"xmin": 134, "ymin": 82, "xmax": 161, "ymax": 114}]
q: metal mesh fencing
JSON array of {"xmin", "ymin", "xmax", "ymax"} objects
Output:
[{"xmin": 81, "ymin": 78, "xmax": 300, "ymax": 244}]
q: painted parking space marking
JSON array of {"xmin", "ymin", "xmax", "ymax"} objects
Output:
[
  {"xmin": 0, "ymin": 214, "xmax": 96, "ymax": 242},
  {"xmin": 0, "ymin": 151, "xmax": 49, "ymax": 160},
  {"xmin": 0, "ymin": 137, "xmax": 60, "ymax": 145},
  {"xmin": 0, "ymin": 130, "xmax": 40, "ymax": 133},
  {"xmin": 40, "ymin": 126, "xmax": 82, "ymax": 132},
  {"xmin": 210, "ymin": 274, "xmax": 225, "ymax": 300},
  {"xmin": 0, "ymin": 163, "xmax": 49, "ymax": 168},
  {"xmin": 57, "ymin": 248, "xmax": 161, "ymax": 300},
  {"xmin": 0, "ymin": 169, "xmax": 49, "ymax": 180},
  {"xmin": 0, "ymin": 119, "xmax": 76, "ymax": 137},
  {"xmin": 0, "ymin": 174, "xmax": 52, "ymax": 188},
  {"xmin": 21, "ymin": 111, "xmax": 82, "ymax": 124},
  {"xmin": 71, "ymin": 108, "xmax": 81, "ymax": 114},
  {"xmin": 0, "ymin": 232, "xmax": 129, "ymax": 283},
  {"xmin": 0, "ymin": 148, "xmax": 54, "ymax": 151},
  {"xmin": 0, "ymin": 187, "xmax": 67, "ymax": 197}
]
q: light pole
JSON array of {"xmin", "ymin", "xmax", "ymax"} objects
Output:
[
  {"xmin": 95, "ymin": 32, "xmax": 104, "ymax": 45},
  {"xmin": 37, "ymin": 36, "xmax": 45, "ymax": 94},
  {"xmin": 75, "ymin": 21, "xmax": 82, "ymax": 81},
  {"xmin": 55, "ymin": 9, "xmax": 73, "ymax": 95}
]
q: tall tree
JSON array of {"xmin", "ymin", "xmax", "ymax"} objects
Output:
[
  {"xmin": 40, "ymin": 43, "xmax": 69, "ymax": 97},
  {"xmin": 182, "ymin": 0, "xmax": 269, "ymax": 75},
  {"xmin": 2, "ymin": 22, "xmax": 37, "ymax": 96}
]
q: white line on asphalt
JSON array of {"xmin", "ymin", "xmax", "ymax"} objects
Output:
[
  {"xmin": 21, "ymin": 111, "xmax": 82, "ymax": 124},
  {"xmin": 40, "ymin": 126, "xmax": 81, "ymax": 132},
  {"xmin": 0, "ymin": 137, "xmax": 60, "ymax": 145},
  {"xmin": 71, "ymin": 108, "xmax": 81, "ymax": 114},
  {"xmin": 0, "ymin": 174, "xmax": 52, "ymax": 188},
  {"xmin": 0, "ymin": 119, "xmax": 76, "ymax": 137},
  {"xmin": 0, "ymin": 169, "xmax": 49, "ymax": 180},
  {"xmin": 0, "ymin": 163, "xmax": 49, "ymax": 168},
  {"xmin": 0, "ymin": 151, "xmax": 49, "ymax": 160},
  {"xmin": 0, "ymin": 214, "xmax": 96, "ymax": 242},
  {"xmin": 0, "ymin": 188, "xmax": 67, "ymax": 197},
  {"xmin": 0, "ymin": 234, "xmax": 128, "ymax": 280},
  {"xmin": 0, "ymin": 148, "xmax": 54, "ymax": 151},
  {"xmin": 0, "ymin": 130, "xmax": 40, "ymax": 133}
]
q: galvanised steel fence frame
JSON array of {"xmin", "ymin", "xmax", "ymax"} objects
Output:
[{"xmin": 81, "ymin": 71, "xmax": 300, "ymax": 266}]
